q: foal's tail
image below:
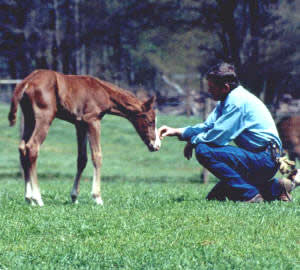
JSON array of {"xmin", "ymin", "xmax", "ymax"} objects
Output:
[{"xmin": 8, "ymin": 82, "xmax": 29, "ymax": 126}]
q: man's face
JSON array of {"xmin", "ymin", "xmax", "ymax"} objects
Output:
[{"xmin": 207, "ymin": 80, "xmax": 230, "ymax": 101}]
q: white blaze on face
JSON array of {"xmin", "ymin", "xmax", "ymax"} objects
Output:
[{"xmin": 151, "ymin": 116, "xmax": 161, "ymax": 151}]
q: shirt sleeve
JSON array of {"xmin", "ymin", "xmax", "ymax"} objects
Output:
[
  {"xmin": 183, "ymin": 104, "xmax": 245, "ymax": 146},
  {"xmin": 181, "ymin": 107, "xmax": 218, "ymax": 140}
]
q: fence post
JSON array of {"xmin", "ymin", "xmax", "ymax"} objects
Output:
[{"xmin": 201, "ymin": 78, "xmax": 211, "ymax": 184}]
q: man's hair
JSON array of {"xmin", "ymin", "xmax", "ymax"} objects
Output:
[{"xmin": 206, "ymin": 62, "xmax": 239, "ymax": 90}]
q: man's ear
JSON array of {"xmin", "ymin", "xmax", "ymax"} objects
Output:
[
  {"xmin": 224, "ymin": 83, "xmax": 231, "ymax": 93},
  {"xmin": 142, "ymin": 96, "xmax": 156, "ymax": 111}
]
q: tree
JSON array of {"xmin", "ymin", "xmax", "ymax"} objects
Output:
[{"xmin": 0, "ymin": 0, "xmax": 299, "ymax": 113}]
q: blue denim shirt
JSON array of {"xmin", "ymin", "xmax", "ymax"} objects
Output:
[{"xmin": 181, "ymin": 85, "xmax": 282, "ymax": 151}]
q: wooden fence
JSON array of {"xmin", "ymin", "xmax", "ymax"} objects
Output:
[
  {"xmin": 0, "ymin": 79, "xmax": 21, "ymax": 103},
  {"xmin": 0, "ymin": 79, "xmax": 22, "ymax": 84}
]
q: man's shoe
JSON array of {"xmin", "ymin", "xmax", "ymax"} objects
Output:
[
  {"xmin": 278, "ymin": 178, "xmax": 295, "ymax": 202},
  {"xmin": 279, "ymin": 190, "xmax": 292, "ymax": 202},
  {"xmin": 246, "ymin": 193, "xmax": 264, "ymax": 203}
]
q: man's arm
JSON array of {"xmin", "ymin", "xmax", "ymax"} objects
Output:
[
  {"xmin": 180, "ymin": 106, "xmax": 218, "ymax": 141},
  {"xmin": 189, "ymin": 104, "xmax": 244, "ymax": 146},
  {"xmin": 158, "ymin": 126, "xmax": 185, "ymax": 139},
  {"xmin": 158, "ymin": 125, "xmax": 194, "ymax": 160}
]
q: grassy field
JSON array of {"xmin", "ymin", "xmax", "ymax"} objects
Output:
[{"xmin": 0, "ymin": 103, "xmax": 299, "ymax": 269}]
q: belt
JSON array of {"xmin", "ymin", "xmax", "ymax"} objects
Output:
[
  {"xmin": 253, "ymin": 141, "xmax": 281, "ymax": 159},
  {"xmin": 262, "ymin": 141, "xmax": 282, "ymax": 161},
  {"xmin": 268, "ymin": 142, "xmax": 281, "ymax": 160}
]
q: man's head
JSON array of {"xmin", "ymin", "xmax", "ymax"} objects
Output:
[{"xmin": 206, "ymin": 62, "xmax": 239, "ymax": 101}]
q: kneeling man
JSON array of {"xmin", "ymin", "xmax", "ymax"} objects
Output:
[{"xmin": 159, "ymin": 62, "xmax": 299, "ymax": 202}]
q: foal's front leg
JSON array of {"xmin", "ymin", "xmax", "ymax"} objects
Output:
[{"xmin": 87, "ymin": 121, "xmax": 103, "ymax": 205}]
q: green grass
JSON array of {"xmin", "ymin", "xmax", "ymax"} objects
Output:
[{"xmin": 0, "ymin": 103, "xmax": 299, "ymax": 269}]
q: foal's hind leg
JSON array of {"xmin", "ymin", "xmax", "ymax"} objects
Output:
[
  {"xmin": 70, "ymin": 123, "xmax": 88, "ymax": 204},
  {"xmin": 87, "ymin": 121, "xmax": 103, "ymax": 205},
  {"xmin": 24, "ymin": 120, "xmax": 52, "ymax": 206},
  {"xmin": 19, "ymin": 112, "xmax": 35, "ymax": 205},
  {"xmin": 20, "ymin": 109, "xmax": 53, "ymax": 206}
]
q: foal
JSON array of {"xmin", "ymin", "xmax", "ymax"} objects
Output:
[
  {"xmin": 277, "ymin": 116, "xmax": 300, "ymax": 161},
  {"xmin": 8, "ymin": 70, "xmax": 161, "ymax": 206}
]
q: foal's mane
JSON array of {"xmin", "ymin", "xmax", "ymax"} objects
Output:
[
  {"xmin": 96, "ymin": 78, "xmax": 138, "ymax": 99},
  {"xmin": 94, "ymin": 78, "xmax": 144, "ymax": 113}
]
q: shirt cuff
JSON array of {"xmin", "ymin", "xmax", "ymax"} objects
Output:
[{"xmin": 180, "ymin": 127, "xmax": 192, "ymax": 141}]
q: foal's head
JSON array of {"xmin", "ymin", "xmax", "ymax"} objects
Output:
[{"xmin": 131, "ymin": 96, "xmax": 161, "ymax": 152}]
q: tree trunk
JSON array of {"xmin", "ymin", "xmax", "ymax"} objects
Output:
[
  {"xmin": 53, "ymin": 0, "xmax": 63, "ymax": 72},
  {"xmin": 216, "ymin": 0, "xmax": 240, "ymax": 68},
  {"xmin": 74, "ymin": 0, "xmax": 80, "ymax": 74},
  {"xmin": 185, "ymin": 78, "xmax": 192, "ymax": 116}
]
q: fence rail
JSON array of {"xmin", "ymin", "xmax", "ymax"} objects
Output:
[
  {"xmin": 0, "ymin": 79, "xmax": 22, "ymax": 84},
  {"xmin": 0, "ymin": 79, "xmax": 21, "ymax": 103}
]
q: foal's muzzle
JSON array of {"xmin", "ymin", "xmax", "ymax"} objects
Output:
[{"xmin": 147, "ymin": 138, "xmax": 161, "ymax": 152}]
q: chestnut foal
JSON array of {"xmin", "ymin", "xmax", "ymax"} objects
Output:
[
  {"xmin": 8, "ymin": 70, "xmax": 161, "ymax": 206},
  {"xmin": 277, "ymin": 116, "xmax": 300, "ymax": 162}
]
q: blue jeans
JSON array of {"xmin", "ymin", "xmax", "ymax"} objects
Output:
[{"xmin": 195, "ymin": 143, "xmax": 283, "ymax": 201}]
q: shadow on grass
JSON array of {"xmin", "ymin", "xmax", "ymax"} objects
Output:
[
  {"xmin": 0, "ymin": 171, "xmax": 75, "ymax": 181},
  {"xmin": 0, "ymin": 171, "xmax": 23, "ymax": 179},
  {"xmin": 4, "ymin": 173, "xmax": 216, "ymax": 207},
  {"xmin": 0, "ymin": 171, "xmax": 217, "ymax": 185},
  {"xmin": 101, "ymin": 175, "xmax": 218, "ymax": 186}
]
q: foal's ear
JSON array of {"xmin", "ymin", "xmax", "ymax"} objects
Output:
[{"xmin": 142, "ymin": 96, "xmax": 156, "ymax": 111}]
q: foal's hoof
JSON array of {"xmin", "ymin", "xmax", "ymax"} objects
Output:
[
  {"xmin": 26, "ymin": 197, "xmax": 44, "ymax": 206},
  {"xmin": 94, "ymin": 196, "xmax": 104, "ymax": 205},
  {"xmin": 71, "ymin": 195, "xmax": 78, "ymax": 204},
  {"xmin": 32, "ymin": 198, "xmax": 44, "ymax": 207},
  {"xmin": 25, "ymin": 197, "xmax": 35, "ymax": 206}
]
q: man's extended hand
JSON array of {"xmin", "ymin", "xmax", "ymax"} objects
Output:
[
  {"xmin": 158, "ymin": 125, "xmax": 183, "ymax": 140},
  {"xmin": 183, "ymin": 142, "xmax": 194, "ymax": 160}
]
